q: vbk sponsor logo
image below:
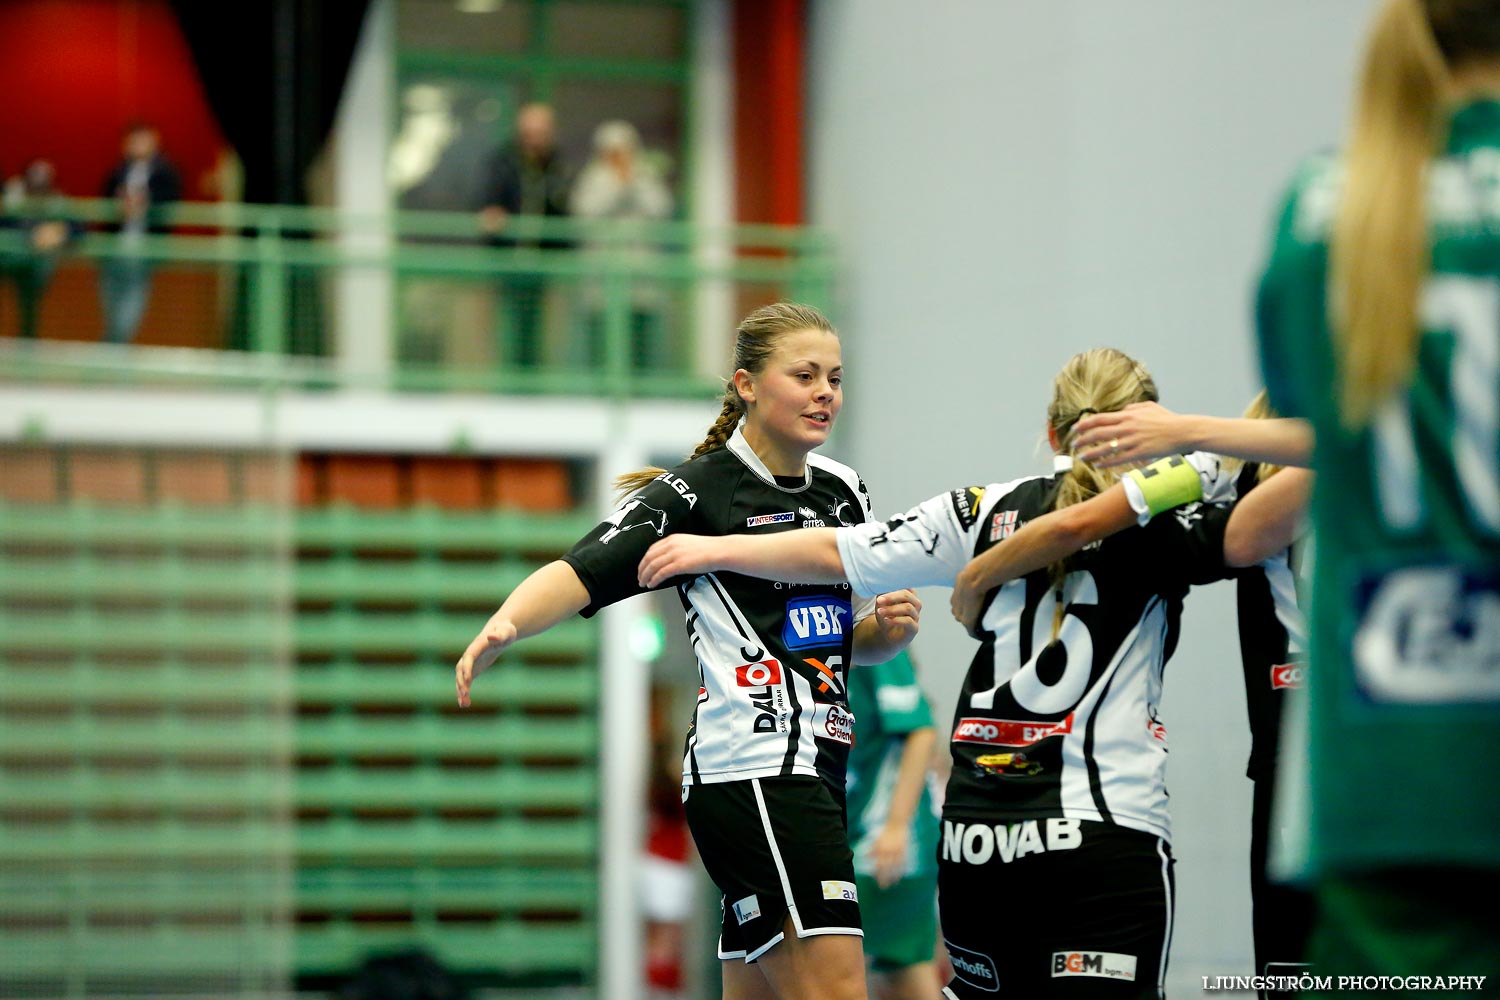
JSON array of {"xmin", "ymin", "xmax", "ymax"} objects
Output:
[
  {"xmin": 953, "ymin": 714, "xmax": 1073, "ymax": 747},
  {"xmin": 944, "ymin": 943, "xmax": 999, "ymax": 993},
  {"xmin": 1271, "ymin": 663, "xmax": 1305, "ymax": 690},
  {"xmin": 735, "ymin": 660, "xmax": 782, "ymax": 687},
  {"xmin": 942, "ymin": 818, "xmax": 1083, "ymax": 865},
  {"xmin": 989, "ymin": 509, "xmax": 1020, "ymax": 542},
  {"xmin": 747, "ymin": 511, "xmax": 795, "ymax": 527},
  {"xmin": 813, "ymin": 702, "xmax": 855, "ymax": 745},
  {"xmin": 783, "ymin": 597, "xmax": 852, "ymax": 650},
  {"xmin": 1051, "ymin": 951, "xmax": 1137, "ymax": 981},
  {"xmin": 819, "ymin": 880, "xmax": 858, "ymax": 902}
]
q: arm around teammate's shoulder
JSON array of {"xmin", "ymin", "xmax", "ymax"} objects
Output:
[{"xmin": 950, "ymin": 485, "xmax": 1138, "ymax": 632}]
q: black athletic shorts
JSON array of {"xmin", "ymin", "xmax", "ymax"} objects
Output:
[
  {"xmin": 684, "ymin": 774, "xmax": 862, "ymax": 963},
  {"xmin": 938, "ymin": 816, "xmax": 1173, "ymax": 998}
]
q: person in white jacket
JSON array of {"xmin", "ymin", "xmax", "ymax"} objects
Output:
[{"xmin": 570, "ymin": 120, "xmax": 674, "ymax": 371}]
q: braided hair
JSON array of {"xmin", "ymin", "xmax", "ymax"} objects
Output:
[{"xmin": 614, "ymin": 303, "xmax": 838, "ymax": 498}]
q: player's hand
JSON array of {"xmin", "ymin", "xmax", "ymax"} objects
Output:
[
  {"xmin": 455, "ymin": 616, "xmax": 517, "ymax": 708},
  {"xmin": 873, "ymin": 589, "xmax": 921, "ymax": 646},
  {"xmin": 638, "ymin": 534, "xmax": 722, "ymax": 589},
  {"xmin": 950, "ymin": 564, "xmax": 987, "ymax": 636},
  {"xmin": 869, "ymin": 823, "xmax": 912, "ymax": 889},
  {"xmin": 1073, "ymin": 401, "xmax": 1187, "ymax": 469}
]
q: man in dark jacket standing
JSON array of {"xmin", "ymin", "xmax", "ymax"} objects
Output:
[
  {"xmin": 100, "ymin": 122, "xmax": 181, "ymax": 344},
  {"xmin": 478, "ymin": 102, "xmax": 572, "ymax": 369}
]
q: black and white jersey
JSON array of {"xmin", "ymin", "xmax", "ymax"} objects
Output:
[
  {"xmin": 1229, "ymin": 463, "xmax": 1308, "ymax": 782},
  {"xmin": 562, "ymin": 427, "xmax": 875, "ymax": 788},
  {"xmin": 833, "ymin": 455, "xmax": 1232, "ymax": 844}
]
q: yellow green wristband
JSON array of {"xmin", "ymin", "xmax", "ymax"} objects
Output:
[{"xmin": 1127, "ymin": 455, "xmax": 1203, "ymax": 516}]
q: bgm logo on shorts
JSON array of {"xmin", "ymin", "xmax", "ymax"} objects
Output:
[
  {"xmin": 783, "ymin": 597, "xmax": 852, "ymax": 650},
  {"xmin": 819, "ymin": 880, "xmax": 858, "ymax": 902},
  {"xmin": 1051, "ymin": 951, "xmax": 1137, "ymax": 981},
  {"xmin": 747, "ymin": 511, "xmax": 795, "ymax": 527},
  {"xmin": 944, "ymin": 942, "xmax": 999, "ymax": 993},
  {"xmin": 1270, "ymin": 663, "xmax": 1305, "ymax": 690},
  {"xmin": 731, "ymin": 894, "xmax": 761, "ymax": 925}
]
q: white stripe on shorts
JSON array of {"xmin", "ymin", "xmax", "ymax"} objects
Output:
[
  {"xmin": 751, "ymin": 778, "xmax": 804, "ymax": 935},
  {"xmin": 1156, "ymin": 836, "xmax": 1173, "ymax": 998}
]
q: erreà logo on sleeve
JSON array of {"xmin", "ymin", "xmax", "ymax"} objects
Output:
[{"xmin": 782, "ymin": 597, "xmax": 852, "ymax": 650}]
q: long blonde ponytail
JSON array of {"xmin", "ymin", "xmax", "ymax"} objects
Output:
[{"xmin": 1332, "ymin": 0, "xmax": 1449, "ymax": 426}]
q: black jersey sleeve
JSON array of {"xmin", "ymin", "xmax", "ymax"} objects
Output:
[
  {"xmin": 561, "ymin": 468, "xmax": 705, "ymax": 617},
  {"xmin": 1134, "ymin": 499, "xmax": 1235, "ymax": 588}
]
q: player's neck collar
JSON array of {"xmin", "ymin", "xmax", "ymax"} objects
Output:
[
  {"xmin": 1053, "ymin": 454, "xmax": 1074, "ymax": 472},
  {"xmin": 727, "ymin": 424, "xmax": 813, "ymax": 493}
]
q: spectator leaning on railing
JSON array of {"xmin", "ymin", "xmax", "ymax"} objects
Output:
[
  {"xmin": 99, "ymin": 122, "xmax": 181, "ymax": 344},
  {"xmin": 0, "ymin": 159, "xmax": 78, "ymax": 339}
]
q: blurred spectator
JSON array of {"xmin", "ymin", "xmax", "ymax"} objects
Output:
[
  {"xmin": 0, "ymin": 159, "xmax": 77, "ymax": 339},
  {"xmin": 640, "ymin": 681, "xmax": 694, "ymax": 998},
  {"xmin": 99, "ymin": 122, "xmax": 181, "ymax": 344},
  {"xmin": 570, "ymin": 120, "xmax": 674, "ymax": 371},
  {"xmin": 478, "ymin": 102, "xmax": 573, "ymax": 368}
]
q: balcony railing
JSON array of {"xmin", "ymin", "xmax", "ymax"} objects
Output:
[{"xmin": 0, "ymin": 199, "xmax": 837, "ymax": 398}]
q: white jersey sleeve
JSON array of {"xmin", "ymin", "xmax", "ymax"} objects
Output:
[
  {"xmin": 809, "ymin": 452, "xmax": 879, "ymax": 618},
  {"xmin": 835, "ymin": 486, "xmax": 990, "ymax": 596}
]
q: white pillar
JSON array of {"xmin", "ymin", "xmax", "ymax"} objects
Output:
[
  {"xmin": 333, "ymin": 0, "xmax": 394, "ymax": 385},
  {"xmin": 692, "ymin": 0, "xmax": 736, "ymax": 380},
  {"xmin": 596, "ymin": 441, "xmax": 651, "ymax": 1000}
]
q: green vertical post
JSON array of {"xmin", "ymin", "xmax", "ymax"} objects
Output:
[
  {"xmin": 602, "ymin": 263, "xmax": 631, "ymax": 399},
  {"xmin": 253, "ymin": 219, "xmax": 289, "ymax": 355}
]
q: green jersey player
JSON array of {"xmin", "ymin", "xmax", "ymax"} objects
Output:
[{"xmin": 1256, "ymin": 0, "xmax": 1500, "ymax": 985}]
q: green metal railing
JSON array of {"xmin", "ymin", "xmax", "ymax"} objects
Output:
[{"xmin": 0, "ymin": 199, "xmax": 837, "ymax": 397}]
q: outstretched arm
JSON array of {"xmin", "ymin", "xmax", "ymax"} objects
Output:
[
  {"xmin": 950, "ymin": 486, "xmax": 1138, "ymax": 631},
  {"xmin": 1224, "ymin": 468, "xmax": 1312, "ymax": 567},
  {"xmin": 637, "ymin": 528, "xmax": 847, "ymax": 588},
  {"xmin": 455, "ymin": 560, "xmax": 590, "ymax": 707},
  {"xmin": 1072, "ymin": 401, "xmax": 1313, "ymax": 469}
]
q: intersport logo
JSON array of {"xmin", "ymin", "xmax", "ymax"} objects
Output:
[{"xmin": 953, "ymin": 715, "xmax": 1073, "ymax": 747}]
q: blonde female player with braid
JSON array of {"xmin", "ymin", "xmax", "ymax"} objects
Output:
[{"xmin": 455, "ymin": 302, "xmax": 921, "ymax": 1000}]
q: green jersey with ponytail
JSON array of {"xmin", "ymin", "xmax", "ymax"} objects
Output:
[{"xmin": 1256, "ymin": 100, "xmax": 1500, "ymax": 878}]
